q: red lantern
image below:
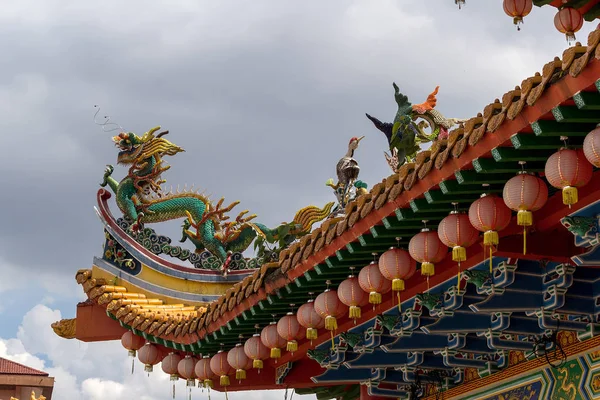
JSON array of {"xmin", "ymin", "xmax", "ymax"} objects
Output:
[
  {"xmin": 244, "ymin": 333, "xmax": 270, "ymax": 371},
  {"xmin": 503, "ymin": 172, "xmax": 548, "ymax": 254},
  {"xmin": 554, "ymin": 7, "xmax": 584, "ymax": 43},
  {"xmin": 260, "ymin": 322, "xmax": 287, "ymax": 360},
  {"xmin": 545, "ymin": 148, "xmax": 593, "ymax": 207},
  {"xmin": 297, "ymin": 300, "xmax": 324, "ymax": 342},
  {"xmin": 277, "ymin": 312, "xmax": 305, "ymax": 353},
  {"xmin": 408, "ymin": 227, "xmax": 447, "ymax": 287},
  {"xmin": 314, "ymin": 289, "xmax": 348, "ymax": 331},
  {"xmin": 358, "ymin": 261, "xmax": 392, "ymax": 306},
  {"xmin": 583, "ymin": 125, "xmax": 600, "ymax": 167},
  {"xmin": 195, "ymin": 356, "xmax": 216, "ymax": 388},
  {"xmin": 121, "ymin": 331, "xmax": 145, "ymax": 357},
  {"xmin": 468, "ymin": 194, "xmax": 512, "ymax": 272},
  {"xmin": 338, "ymin": 275, "xmax": 368, "ymax": 321},
  {"xmin": 503, "ymin": 0, "xmax": 533, "ymax": 30},
  {"xmin": 227, "ymin": 344, "xmax": 252, "ymax": 381},
  {"xmin": 138, "ymin": 343, "xmax": 162, "ymax": 373},
  {"xmin": 378, "ymin": 247, "xmax": 416, "ymax": 310},
  {"xmin": 178, "ymin": 355, "xmax": 198, "ymax": 387},
  {"xmin": 438, "ymin": 211, "xmax": 479, "ymax": 289},
  {"xmin": 162, "ymin": 352, "xmax": 181, "ymax": 399},
  {"xmin": 210, "ymin": 350, "xmax": 233, "ymax": 387}
]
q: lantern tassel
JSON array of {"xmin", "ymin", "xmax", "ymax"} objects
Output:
[
  {"xmin": 325, "ymin": 316, "xmax": 337, "ymax": 331},
  {"xmin": 349, "ymin": 306, "xmax": 361, "ymax": 320},
  {"xmin": 489, "ymin": 246, "xmax": 493, "ymax": 274},
  {"xmin": 186, "ymin": 379, "xmax": 195, "ymax": 388},
  {"xmin": 457, "ymin": 263, "xmax": 461, "ymax": 291},
  {"xmin": 236, "ymin": 369, "xmax": 246, "ymax": 381},
  {"xmin": 330, "ymin": 330, "xmax": 335, "ymax": 351},
  {"xmin": 452, "ymin": 246, "xmax": 466, "ymax": 262},
  {"xmin": 517, "ymin": 210, "xmax": 532, "ymax": 255},
  {"xmin": 392, "ymin": 278, "xmax": 405, "ymax": 291},
  {"xmin": 563, "ymin": 186, "xmax": 578, "ymax": 207},
  {"xmin": 286, "ymin": 340, "xmax": 298, "ymax": 353},
  {"xmin": 208, "ymin": 386, "xmax": 211, "ymax": 400},
  {"xmin": 369, "ymin": 292, "xmax": 382, "ymax": 305},
  {"xmin": 253, "ymin": 359, "xmax": 263, "ymax": 370},
  {"xmin": 397, "ymin": 291, "xmax": 402, "ymax": 313},
  {"xmin": 131, "ymin": 357, "xmax": 135, "ymax": 375},
  {"xmin": 220, "ymin": 375, "xmax": 230, "ymax": 387},
  {"xmin": 173, "ymin": 381, "xmax": 175, "ymax": 400},
  {"xmin": 204, "ymin": 379, "xmax": 213, "ymax": 389},
  {"xmin": 270, "ymin": 347, "xmax": 281, "ymax": 359},
  {"xmin": 306, "ymin": 328, "xmax": 318, "ymax": 341},
  {"xmin": 144, "ymin": 364, "xmax": 153, "ymax": 373}
]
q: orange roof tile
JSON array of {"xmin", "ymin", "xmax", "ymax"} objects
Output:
[{"xmin": 0, "ymin": 357, "xmax": 48, "ymax": 376}]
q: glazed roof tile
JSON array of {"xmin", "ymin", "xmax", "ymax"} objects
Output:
[{"xmin": 0, "ymin": 357, "xmax": 48, "ymax": 376}]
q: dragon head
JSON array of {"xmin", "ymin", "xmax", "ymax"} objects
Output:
[{"xmin": 112, "ymin": 126, "xmax": 184, "ymax": 165}]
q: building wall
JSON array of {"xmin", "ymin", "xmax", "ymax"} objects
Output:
[
  {"xmin": 0, "ymin": 386, "xmax": 16, "ymax": 400},
  {"xmin": 462, "ymin": 350, "xmax": 600, "ymax": 400}
]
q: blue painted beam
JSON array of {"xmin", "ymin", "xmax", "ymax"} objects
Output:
[
  {"xmin": 421, "ymin": 311, "xmax": 492, "ymax": 334},
  {"xmin": 344, "ymin": 351, "xmax": 409, "ymax": 368},
  {"xmin": 382, "ymin": 332, "xmax": 449, "ymax": 352}
]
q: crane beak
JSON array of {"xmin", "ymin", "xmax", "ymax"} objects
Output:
[{"xmin": 357, "ymin": 136, "xmax": 365, "ymax": 143}]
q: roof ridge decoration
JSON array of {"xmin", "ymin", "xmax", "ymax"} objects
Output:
[
  {"xmin": 99, "ymin": 126, "xmax": 333, "ymax": 273},
  {"xmin": 195, "ymin": 24, "xmax": 600, "ymax": 342}
]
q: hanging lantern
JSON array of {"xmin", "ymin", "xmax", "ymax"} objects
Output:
[
  {"xmin": 210, "ymin": 350, "xmax": 233, "ymax": 387},
  {"xmin": 314, "ymin": 289, "xmax": 348, "ymax": 331},
  {"xmin": 545, "ymin": 147, "xmax": 593, "ymax": 207},
  {"xmin": 378, "ymin": 246, "xmax": 416, "ymax": 311},
  {"xmin": 162, "ymin": 352, "xmax": 181, "ymax": 399},
  {"xmin": 195, "ymin": 356, "xmax": 216, "ymax": 388},
  {"xmin": 503, "ymin": 0, "xmax": 533, "ymax": 30},
  {"xmin": 358, "ymin": 261, "xmax": 392, "ymax": 306},
  {"xmin": 178, "ymin": 355, "xmax": 198, "ymax": 388},
  {"xmin": 260, "ymin": 322, "xmax": 287, "ymax": 360},
  {"xmin": 408, "ymin": 225, "xmax": 448, "ymax": 288},
  {"xmin": 138, "ymin": 343, "xmax": 162, "ymax": 373},
  {"xmin": 277, "ymin": 312, "xmax": 305, "ymax": 353},
  {"xmin": 583, "ymin": 125, "xmax": 600, "ymax": 167},
  {"xmin": 503, "ymin": 169, "xmax": 548, "ymax": 255},
  {"xmin": 244, "ymin": 333, "xmax": 270, "ymax": 371},
  {"xmin": 297, "ymin": 299, "xmax": 325, "ymax": 343},
  {"xmin": 121, "ymin": 331, "xmax": 145, "ymax": 374},
  {"xmin": 438, "ymin": 209, "xmax": 479, "ymax": 289},
  {"xmin": 227, "ymin": 344, "xmax": 252, "ymax": 381},
  {"xmin": 554, "ymin": 7, "xmax": 583, "ymax": 43},
  {"xmin": 468, "ymin": 193, "xmax": 512, "ymax": 272},
  {"xmin": 337, "ymin": 274, "xmax": 368, "ymax": 321}
]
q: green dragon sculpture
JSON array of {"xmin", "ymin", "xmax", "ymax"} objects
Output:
[
  {"xmin": 366, "ymin": 85, "xmax": 465, "ymax": 171},
  {"xmin": 100, "ymin": 126, "xmax": 332, "ymax": 267}
]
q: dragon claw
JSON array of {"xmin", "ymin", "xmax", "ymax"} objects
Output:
[{"xmin": 100, "ymin": 165, "xmax": 114, "ymax": 187}]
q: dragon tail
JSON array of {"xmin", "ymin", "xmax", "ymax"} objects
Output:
[{"xmin": 292, "ymin": 202, "xmax": 335, "ymax": 233}]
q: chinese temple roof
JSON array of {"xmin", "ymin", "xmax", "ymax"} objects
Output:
[{"xmin": 0, "ymin": 357, "xmax": 48, "ymax": 376}]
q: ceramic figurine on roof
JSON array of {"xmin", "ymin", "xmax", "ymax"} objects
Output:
[
  {"xmin": 100, "ymin": 125, "xmax": 331, "ymax": 269},
  {"xmin": 366, "ymin": 84, "xmax": 465, "ymax": 171}
]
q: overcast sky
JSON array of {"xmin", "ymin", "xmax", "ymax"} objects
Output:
[{"xmin": 0, "ymin": 1, "xmax": 598, "ymax": 399}]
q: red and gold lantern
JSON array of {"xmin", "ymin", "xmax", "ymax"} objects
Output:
[
  {"xmin": 545, "ymin": 148, "xmax": 593, "ymax": 207},
  {"xmin": 297, "ymin": 300, "xmax": 324, "ymax": 342},
  {"xmin": 227, "ymin": 344, "xmax": 252, "ymax": 381},
  {"xmin": 162, "ymin": 352, "xmax": 181, "ymax": 399},
  {"xmin": 338, "ymin": 275, "xmax": 368, "ymax": 321},
  {"xmin": 244, "ymin": 333, "xmax": 270, "ymax": 371},
  {"xmin": 260, "ymin": 322, "xmax": 287, "ymax": 360},
  {"xmin": 210, "ymin": 350, "xmax": 233, "ymax": 387},
  {"xmin": 195, "ymin": 356, "xmax": 216, "ymax": 388},
  {"xmin": 378, "ymin": 246, "xmax": 416, "ymax": 310},
  {"xmin": 503, "ymin": 172, "xmax": 548, "ymax": 254},
  {"xmin": 468, "ymin": 194, "xmax": 512, "ymax": 272},
  {"xmin": 314, "ymin": 289, "xmax": 348, "ymax": 331},
  {"xmin": 583, "ymin": 125, "xmax": 600, "ymax": 167},
  {"xmin": 138, "ymin": 342, "xmax": 162, "ymax": 373},
  {"xmin": 554, "ymin": 7, "xmax": 584, "ymax": 43},
  {"xmin": 408, "ymin": 227, "xmax": 448, "ymax": 287},
  {"xmin": 121, "ymin": 331, "xmax": 145, "ymax": 357},
  {"xmin": 277, "ymin": 312, "xmax": 305, "ymax": 353},
  {"xmin": 503, "ymin": 0, "xmax": 532, "ymax": 30},
  {"xmin": 358, "ymin": 261, "xmax": 392, "ymax": 306},
  {"xmin": 178, "ymin": 355, "xmax": 198, "ymax": 387},
  {"xmin": 438, "ymin": 211, "xmax": 479, "ymax": 289}
]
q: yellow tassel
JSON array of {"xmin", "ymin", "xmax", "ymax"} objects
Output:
[
  {"xmin": 421, "ymin": 262, "xmax": 435, "ymax": 277},
  {"xmin": 523, "ymin": 226, "xmax": 527, "ymax": 255},
  {"xmin": 220, "ymin": 375, "xmax": 230, "ymax": 387},
  {"xmin": 517, "ymin": 210, "xmax": 532, "ymax": 226},
  {"xmin": 349, "ymin": 305, "xmax": 361, "ymax": 319},
  {"xmin": 483, "ymin": 231, "xmax": 498, "ymax": 246},
  {"xmin": 286, "ymin": 340, "xmax": 298, "ymax": 352},
  {"xmin": 235, "ymin": 369, "xmax": 246, "ymax": 380},
  {"xmin": 397, "ymin": 291, "xmax": 402, "ymax": 313},
  {"xmin": 253, "ymin": 359, "xmax": 263, "ymax": 369},
  {"xmin": 306, "ymin": 328, "xmax": 318, "ymax": 340},
  {"xmin": 457, "ymin": 264, "xmax": 461, "ymax": 290},
  {"xmin": 270, "ymin": 347, "xmax": 281, "ymax": 359},
  {"xmin": 563, "ymin": 186, "xmax": 578, "ymax": 207},
  {"xmin": 489, "ymin": 246, "xmax": 493, "ymax": 274},
  {"xmin": 330, "ymin": 330, "xmax": 335, "ymax": 351},
  {"xmin": 186, "ymin": 379, "xmax": 195, "ymax": 387},
  {"xmin": 204, "ymin": 379, "xmax": 213, "ymax": 388},
  {"xmin": 144, "ymin": 364, "xmax": 153, "ymax": 373},
  {"xmin": 392, "ymin": 278, "xmax": 405, "ymax": 291},
  {"xmin": 452, "ymin": 246, "xmax": 466, "ymax": 262},
  {"xmin": 369, "ymin": 292, "xmax": 382, "ymax": 305},
  {"xmin": 325, "ymin": 316, "xmax": 337, "ymax": 331}
]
